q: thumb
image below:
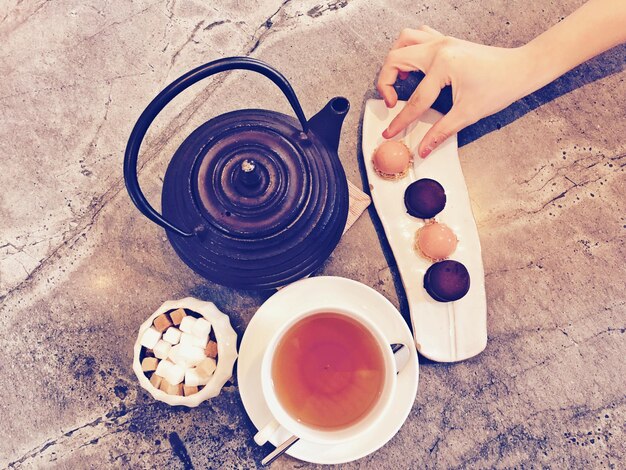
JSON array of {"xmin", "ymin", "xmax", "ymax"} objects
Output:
[{"xmin": 418, "ymin": 107, "xmax": 466, "ymax": 158}]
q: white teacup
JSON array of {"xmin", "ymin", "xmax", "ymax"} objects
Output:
[{"xmin": 254, "ymin": 307, "xmax": 409, "ymax": 446}]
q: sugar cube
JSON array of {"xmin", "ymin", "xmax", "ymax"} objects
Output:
[
  {"xmin": 152, "ymin": 313, "xmax": 172, "ymax": 333},
  {"xmin": 180, "ymin": 332, "xmax": 207, "ymax": 349},
  {"xmin": 153, "ymin": 340, "xmax": 172, "ymax": 360},
  {"xmin": 197, "ymin": 357, "xmax": 217, "ymax": 378},
  {"xmin": 169, "ymin": 308, "xmax": 187, "ymax": 325},
  {"xmin": 158, "ymin": 378, "xmax": 169, "ymax": 391},
  {"xmin": 150, "ymin": 374, "xmax": 163, "ymax": 389},
  {"xmin": 140, "ymin": 327, "xmax": 161, "ymax": 349},
  {"xmin": 168, "ymin": 345, "xmax": 194, "ymax": 368},
  {"xmin": 141, "ymin": 357, "xmax": 159, "ymax": 372},
  {"xmin": 165, "ymin": 363, "xmax": 185, "ymax": 385},
  {"xmin": 191, "ymin": 318, "xmax": 212, "ymax": 338},
  {"xmin": 183, "ymin": 385, "xmax": 199, "ymax": 396},
  {"xmin": 155, "ymin": 358, "xmax": 171, "ymax": 377},
  {"xmin": 163, "ymin": 327, "xmax": 182, "ymax": 345},
  {"xmin": 179, "ymin": 316, "xmax": 197, "ymax": 334},
  {"xmin": 205, "ymin": 340, "xmax": 218, "ymax": 358},
  {"xmin": 159, "ymin": 378, "xmax": 183, "ymax": 396},
  {"xmin": 168, "ymin": 344, "xmax": 184, "ymax": 366},
  {"xmin": 156, "ymin": 359, "xmax": 185, "ymax": 385},
  {"xmin": 177, "ymin": 343, "xmax": 206, "ymax": 367},
  {"xmin": 185, "ymin": 367, "xmax": 209, "ymax": 387},
  {"xmin": 153, "ymin": 313, "xmax": 173, "ymax": 333}
]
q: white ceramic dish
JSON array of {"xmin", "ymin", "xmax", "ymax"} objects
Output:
[
  {"xmin": 238, "ymin": 276, "xmax": 419, "ymax": 465},
  {"xmin": 362, "ymin": 99, "xmax": 487, "ymax": 362},
  {"xmin": 133, "ymin": 297, "xmax": 238, "ymax": 407}
]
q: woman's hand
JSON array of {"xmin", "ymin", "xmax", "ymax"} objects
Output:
[
  {"xmin": 378, "ymin": 0, "xmax": 626, "ymax": 159},
  {"xmin": 377, "ymin": 26, "xmax": 531, "ymax": 158}
]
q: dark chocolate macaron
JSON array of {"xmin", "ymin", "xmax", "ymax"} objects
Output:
[
  {"xmin": 404, "ymin": 178, "xmax": 446, "ymax": 219},
  {"xmin": 423, "ymin": 260, "xmax": 470, "ymax": 302}
]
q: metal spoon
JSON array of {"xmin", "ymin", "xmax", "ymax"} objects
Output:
[
  {"xmin": 260, "ymin": 344, "xmax": 407, "ymax": 466},
  {"xmin": 261, "ymin": 434, "xmax": 299, "ymax": 465}
]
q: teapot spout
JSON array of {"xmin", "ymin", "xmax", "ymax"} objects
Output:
[{"xmin": 307, "ymin": 97, "xmax": 350, "ymax": 153}]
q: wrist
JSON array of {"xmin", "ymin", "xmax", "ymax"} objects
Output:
[{"xmin": 513, "ymin": 41, "xmax": 556, "ymax": 98}]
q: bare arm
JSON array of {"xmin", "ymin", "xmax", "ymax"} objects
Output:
[
  {"xmin": 377, "ymin": 0, "xmax": 626, "ymax": 158},
  {"xmin": 521, "ymin": 0, "xmax": 626, "ymax": 95}
]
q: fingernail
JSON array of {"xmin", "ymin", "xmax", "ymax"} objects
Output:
[
  {"xmin": 382, "ymin": 128, "xmax": 390, "ymax": 138},
  {"xmin": 420, "ymin": 146, "xmax": 432, "ymax": 158}
]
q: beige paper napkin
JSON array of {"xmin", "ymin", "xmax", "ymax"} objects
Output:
[{"xmin": 343, "ymin": 180, "xmax": 371, "ymax": 234}]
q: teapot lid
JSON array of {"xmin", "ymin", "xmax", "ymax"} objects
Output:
[
  {"xmin": 192, "ymin": 110, "xmax": 312, "ymax": 238},
  {"xmin": 124, "ymin": 58, "xmax": 349, "ymax": 290}
]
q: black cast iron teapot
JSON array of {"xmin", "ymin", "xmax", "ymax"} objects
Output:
[{"xmin": 124, "ymin": 57, "xmax": 350, "ymax": 290}]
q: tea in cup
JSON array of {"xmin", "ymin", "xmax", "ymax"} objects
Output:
[{"xmin": 254, "ymin": 307, "xmax": 408, "ymax": 446}]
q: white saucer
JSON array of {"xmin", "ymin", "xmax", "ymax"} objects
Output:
[{"xmin": 238, "ymin": 276, "xmax": 419, "ymax": 465}]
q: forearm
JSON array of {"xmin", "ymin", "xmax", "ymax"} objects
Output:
[{"xmin": 520, "ymin": 0, "xmax": 626, "ymax": 95}]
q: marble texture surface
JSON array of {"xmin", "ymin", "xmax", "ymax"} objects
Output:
[{"xmin": 1, "ymin": 0, "xmax": 624, "ymax": 468}]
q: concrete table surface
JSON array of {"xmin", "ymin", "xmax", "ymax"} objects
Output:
[{"xmin": 1, "ymin": 0, "xmax": 624, "ymax": 468}]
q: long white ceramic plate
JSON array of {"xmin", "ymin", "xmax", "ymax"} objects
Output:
[{"xmin": 362, "ymin": 99, "xmax": 487, "ymax": 362}]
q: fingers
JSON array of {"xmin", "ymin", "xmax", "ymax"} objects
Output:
[
  {"xmin": 382, "ymin": 73, "xmax": 441, "ymax": 138},
  {"xmin": 379, "ymin": 26, "xmax": 439, "ymax": 102},
  {"xmin": 378, "ymin": 24, "xmax": 463, "ymax": 158},
  {"xmin": 416, "ymin": 25, "xmax": 443, "ymax": 36},
  {"xmin": 418, "ymin": 106, "xmax": 467, "ymax": 158},
  {"xmin": 391, "ymin": 28, "xmax": 434, "ymax": 50},
  {"xmin": 377, "ymin": 44, "xmax": 432, "ymax": 108},
  {"xmin": 376, "ymin": 61, "xmax": 400, "ymax": 107}
]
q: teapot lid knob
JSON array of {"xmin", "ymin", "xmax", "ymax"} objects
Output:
[
  {"xmin": 242, "ymin": 159, "xmax": 255, "ymax": 172},
  {"xmin": 240, "ymin": 159, "xmax": 260, "ymax": 185},
  {"xmin": 232, "ymin": 158, "xmax": 267, "ymax": 196}
]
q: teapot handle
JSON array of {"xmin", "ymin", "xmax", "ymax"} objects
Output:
[{"xmin": 123, "ymin": 57, "xmax": 310, "ymax": 237}]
